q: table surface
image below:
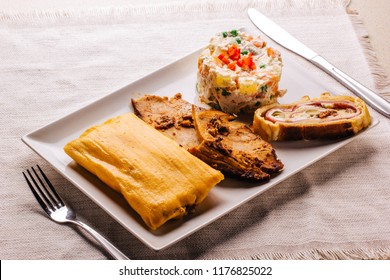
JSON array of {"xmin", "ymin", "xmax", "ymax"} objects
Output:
[
  {"xmin": 2, "ymin": 0, "xmax": 390, "ymax": 260},
  {"xmin": 349, "ymin": 0, "xmax": 390, "ymax": 78},
  {"xmin": 0, "ymin": 0, "xmax": 389, "ymax": 77}
]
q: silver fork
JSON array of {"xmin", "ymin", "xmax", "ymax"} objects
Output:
[{"xmin": 23, "ymin": 165, "xmax": 129, "ymax": 260}]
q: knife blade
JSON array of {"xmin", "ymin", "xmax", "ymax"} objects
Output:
[{"xmin": 248, "ymin": 8, "xmax": 390, "ymax": 118}]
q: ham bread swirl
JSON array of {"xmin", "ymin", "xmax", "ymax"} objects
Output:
[{"xmin": 253, "ymin": 92, "xmax": 371, "ymax": 141}]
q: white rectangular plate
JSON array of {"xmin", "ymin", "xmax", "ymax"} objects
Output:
[{"xmin": 22, "ymin": 29, "xmax": 378, "ymax": 251}]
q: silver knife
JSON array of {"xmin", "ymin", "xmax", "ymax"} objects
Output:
[{"xmin": 248, "ymin": 8, "xmax": 390, "ymax": 118}]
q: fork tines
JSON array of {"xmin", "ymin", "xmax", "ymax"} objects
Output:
[{"xmin": 23, "ymin": 165, "xmax": 64, "ymax": 212}]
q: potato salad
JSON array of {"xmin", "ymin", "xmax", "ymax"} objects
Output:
[{"xmin": 197, "ymin": 29, "xmax": 285, "ymax": 114}]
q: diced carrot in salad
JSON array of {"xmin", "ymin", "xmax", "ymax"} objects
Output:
[
  {"xmin": 218, "ymin": 53, "xmax": 230, "ymax": 65},
  {"xmin": 215, "ymin": 34, "xmax": 276, "ymax": 72},
  {"xmin": 227, "ymin": 45, "xmax": 241, "ymax": 60},
  {"xmin": 227, "ymin": 61, "xmax": 236, "ymax": 70},
  {"xmin": 237, "ymin": 53, "xmax": 256, "ymax": 70},
  {"xmin": 267, "ymin": 47, "xmax": 275, "ymax": 58},
  {"xmin": 253, "ymin": 41, "xmax": 262, "ymax": 48},
  {"xmin": 217, "ymin": 44, "xmax": 257, "ymax": 71}
]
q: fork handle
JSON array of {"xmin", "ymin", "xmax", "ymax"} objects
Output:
[{"xmin": 70, "ymin": 219, "xmax": 129, "ymax": 260}]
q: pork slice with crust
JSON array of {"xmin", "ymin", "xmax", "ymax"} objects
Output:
[
  {"xmin": 189, "ymin": 106, "xmax": 284, "ymax": 182},
  {"xmin": 132, "ymin": 93, "xmax": 283, "ymax": 182},
  {"xmin": 131, "ymin": 93, "xmax": 201, "ymax": 150}
]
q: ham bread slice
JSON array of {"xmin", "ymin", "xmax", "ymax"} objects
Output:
[{"xmin": 253, "ymin": 92, "xmax": 371, "ymax": 141}]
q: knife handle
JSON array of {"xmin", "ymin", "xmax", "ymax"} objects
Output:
[{"xmin": 311, "ymin": 55, "xmax": 390, "ymax": 118}]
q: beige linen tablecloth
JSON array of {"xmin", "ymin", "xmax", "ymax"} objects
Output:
[{"xmin": 1, "ymin": 0, "xmax": 390, "ymax": 260}]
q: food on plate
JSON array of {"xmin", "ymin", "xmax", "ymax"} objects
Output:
[
  {"xmin": 131, "ymin": 93, "xmax": 200, "ymax": 150},
  {"xmin": 197, "ymin": 29, "xmax": 285, "ymax": 114},
  {"xmin": 64, "ymin": 113, "xmax": 224, "ymax": 230},
  {"xmin": 189, "ymin": 106, "xmax": 284, "ymax": 181},
  {"xmin": 132, "ymin": 93, "xmax": 283, "ymax": 181},
  {"xmin": 253, "ymin": 92, "xmax": 371, "ymax": 141}
]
